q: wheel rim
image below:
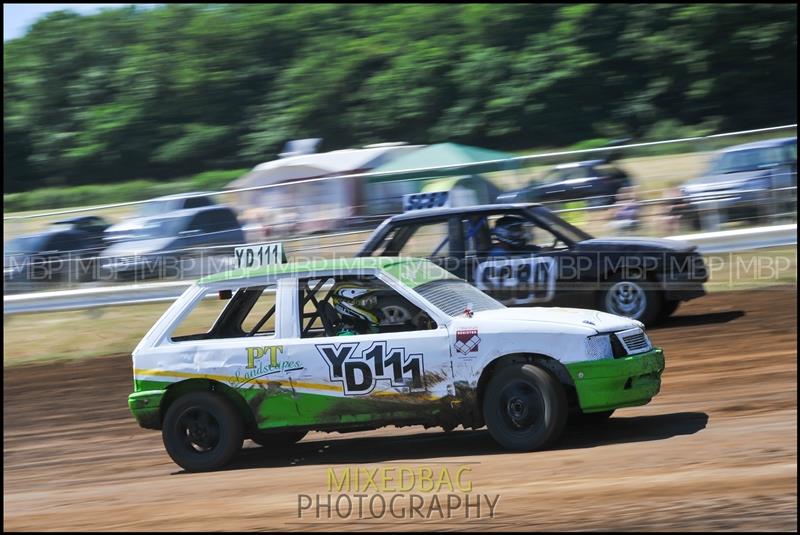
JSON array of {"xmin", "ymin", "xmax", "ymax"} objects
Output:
[
  {"xmin": 605, "ymin": 280, "xmax": 647, "ymax": 319},
  {"xmin": 380, "ymin": 304, "xmax": 411, "ymax": 325},
  {"xmin": 177, "ymin": 407, "xmax": 221, "ymax": 453},
  {"xmin": 498, "ymin": 380, "xmax": 544, "ymax": 431}
]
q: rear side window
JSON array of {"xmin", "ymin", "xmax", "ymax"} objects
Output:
[
  {"xmin": 378, "ymin": 222, "xmax": 450, "ymax": 259},
  {"xmin": 240, "ymin": 286, "xmax": 277, "ymax": 337},
  {"xmin": 170, "ymin": 284, "xmax": 278, "ymax": 341},
  {"xmin": 170, "ymin": 294, "xmax": 231, "ymax": 341}
]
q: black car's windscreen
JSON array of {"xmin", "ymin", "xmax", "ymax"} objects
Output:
[{"xmin": 416, "ymin": 279, "xmax": 505, "ymax": 317}]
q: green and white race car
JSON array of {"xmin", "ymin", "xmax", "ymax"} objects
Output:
[{"xmin": 129, "ymin": 257, "xmax": 665, "ymax": 471}]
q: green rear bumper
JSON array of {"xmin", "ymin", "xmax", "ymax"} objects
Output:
[{"xmin": 565, "ymin": 348, "xmax": 665, "ymax": 413}]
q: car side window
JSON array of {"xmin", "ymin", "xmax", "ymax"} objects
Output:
[
  {"xmin": 463, "ymin": 216, "xmax": 492, "ymax": 257},
  {"xmin": 187, "ymin": 210, "xmax": 234, "ymax": 235},
  {"xmin": 194, "ymin": 212, "xmax": 217, "ymax": 233},
  {"xmin": 170, "ymin": 284, "xmax": 279, "ymax": 342},
  {"xmin": 542, "ymin": 169, "xmax": 564, "ymax": 184},
  {"xmin": 185, "ymin": 196, "xmax": 211, "ymax": 209},
  {"xmin": 390, "ymin": 222, "xmax": 450, "ymax": 259},
  {"xmin": 297, "ymin": 274, "xmax": 436, "ymax": 339},
  {"xmin": 170, "ymin": 294, "xmax": 232, "ymax": 341},
  {"xmin": 485, "ymin": 214, "xmax": 568, "ymax": 252},
  {"xmin": 562, "ymin": 167, "xmax": 592, "ymax": 180}
]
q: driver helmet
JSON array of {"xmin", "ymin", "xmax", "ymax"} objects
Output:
[
  {"xmin": 331, "ymin": 282, "xmax": 380, "ymax": 330},
  {"xmin": 492, "ymin": 215, "xmax": 528, "ymax": 248}
]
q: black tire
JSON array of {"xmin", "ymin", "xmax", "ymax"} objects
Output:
[
  {"xmin": 482, "ymin": 363, "xmax": 568, "ymax": 451},
  {"xmin": 251, "ymin": 430, "xmax": 308, "ymax": 448},
  {"xmin": 657, "ymin": 299, "xmax": 680, "ymax": 322},
  {"xmin": 598, "ymin": 272, "xmax": 663, "ymax": 326},
  {"xmin": 570, "ymin": 409, "xmax": 615, "ymax": 425},
  {"xmin": 162, "ymin": 391, "xmax": 243, "ymax": 472}
]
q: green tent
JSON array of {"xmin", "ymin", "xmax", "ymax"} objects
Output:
[
  {"xmin": 363, "ymin": 143, "xmax": 515, "ymax": 213},
  {"xmin": 371, "ymin": 142, "xmax": 515, "ymax": 175}
]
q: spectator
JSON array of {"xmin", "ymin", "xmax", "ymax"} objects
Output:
[
  {"xmin": 608, "ymin": 186, "xmax": 642, "ymax": 233},
  {"xmin": 660, "ymin": 187, "xmax": 690, "ymax": 235}
]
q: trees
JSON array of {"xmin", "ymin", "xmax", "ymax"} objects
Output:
[{"xmin": 3, "ymin": 4, "xmax": 796, "ymax": 192}]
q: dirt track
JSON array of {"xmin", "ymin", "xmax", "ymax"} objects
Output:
[{"xmin": 4, "ymin": 285, "xmax": 797, "ymax": 531}]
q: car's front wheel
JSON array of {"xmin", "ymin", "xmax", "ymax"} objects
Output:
[
  {"xmin": 162, "ymin": 391, "xmax": 243, "ymax": 472},
  {"xmin": 482, "ymin": 363, "xmax": 567, "ymax": 451},
  {"xmin": 599, "ymin": 274, "xmax": 663, "ymax": 326}
]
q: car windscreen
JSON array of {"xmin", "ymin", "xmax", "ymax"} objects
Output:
[
  {"xmin": 135, "ymin": 199, "xmax": 172, "ymax": 218},
  {"xmin": 542, "ymin": 166, "xmax": 592, "ymax": 184},
  {"xmin": 709, "ymin": 147, "xmax": 786, "ymax": 174},
  {"xmin": 415, "ymin": 279, "xmax": 505, "ymax": 317}
]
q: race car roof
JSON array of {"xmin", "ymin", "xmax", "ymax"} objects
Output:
[
  {"xmin": 386, "ymin": 203, "xmax": 542, "ymax": 223},
  {"xmin": 199, "ymin": 256, "xmax": 458, "ymax": 288}
]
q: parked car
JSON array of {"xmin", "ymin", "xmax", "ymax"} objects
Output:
[
  {"xmin": 129, "ymin": 257, "xmax": 665, "ymax": 471},
  {"xmin": 357, "ymin": 203, "xmax": 708, "ymax": 325},
  {"xmin": 497, "ymin": 158, "xmax": 632, "ymax": 207},
  {"xmin": 100, "ymin": 205, "xmax": 244, "ymax": 280},
  {"xmin": 4, "ymin": 216, "xmax": 110, "ymax": 287},
  {"xmin": 680, "ymin": 137, "xmax": 797, "ymax": 229},
  {"xmin": 104, "ymin": 192, "xmax": 217, "ymax": 243}
]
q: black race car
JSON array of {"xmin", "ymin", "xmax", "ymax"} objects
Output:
[{"xmin": 357, "ymin": 203, "xmax": 708, "ymax": 325}]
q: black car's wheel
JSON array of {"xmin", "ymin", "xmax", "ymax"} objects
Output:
[
  {"xmin": 482, "ymin": 363, "xmax": 567, "ymax": 451},
  {"xmin": 377, "ymin": 295, "xmax": 419, "ymax": 326},
  {"xmin": 251, "ymin": 430, "xmax": 308, "ymax": 448},
  {"xmin": 599, "ymin": 273, "xmax": 663, "ymax": 326},
  {"xmin": 570, "ymin": 409, "xmax": 615, "ymax": 425},
  {"xmin": 162, "ymin": 391, "xmax": 243, "ymax": 472}
]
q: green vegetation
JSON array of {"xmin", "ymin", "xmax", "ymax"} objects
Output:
[
  {"xmin": 4, "ymin": 4, "xmax": 796, "ymax": 194},
  {"xmin": 3, "ymin": 168, "xmax": 247, "ymax": 212}
]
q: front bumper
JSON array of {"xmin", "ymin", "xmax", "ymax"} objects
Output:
[{"xmin": 565, "ymin": 348, "xmax": 665, "ymax": 413}]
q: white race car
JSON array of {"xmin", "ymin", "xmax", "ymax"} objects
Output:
[{"xmin": 129, "ymin": 257, "xmax": 665, "ymax": 471}]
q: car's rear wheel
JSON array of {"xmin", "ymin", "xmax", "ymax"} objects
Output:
[
  {"xmin": 250, "ymin": 430, "xmax": 308, "ymax": 448},
  {"xmin": 599, "ymin": 273, "xmax": 663, "ymax": 326},
  {"xmin": 482, "ymin": 363, "xmax": 567, "ymax": 451},
  {"xmin": 162, "ymin": 391, "xmax": 243, "ymax": 472}
]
